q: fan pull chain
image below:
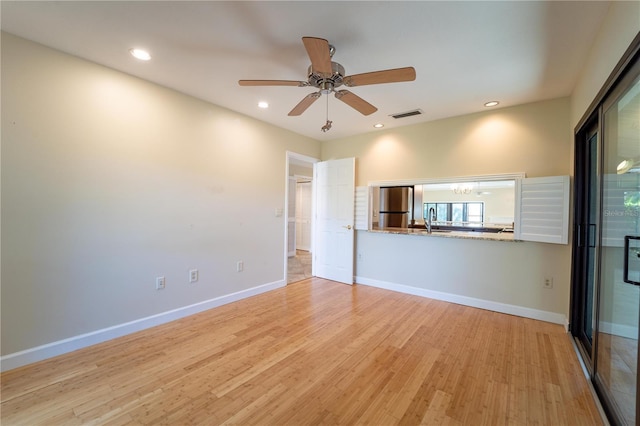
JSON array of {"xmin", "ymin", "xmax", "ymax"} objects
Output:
[{"xmin": 321, "ymin": 93, "xmax": 332, "ymax": 132}]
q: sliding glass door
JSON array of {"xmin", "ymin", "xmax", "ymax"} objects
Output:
[
  {"xmin": 595, "ymin": 67, "xmax": 639, "ymax": 426},
  {"xmin": 572, "ymin": 49, "xmax": 639, "ymax": 426}
]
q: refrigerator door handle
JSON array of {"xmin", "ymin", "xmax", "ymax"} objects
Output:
[{"xmin": 623, "ymin": 235, "xmax": 640, "ymax": 286}]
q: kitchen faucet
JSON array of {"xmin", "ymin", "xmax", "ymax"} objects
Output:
[{"xmin": 426, "ymin": 207, "xmax": 436, "ymax": 234}]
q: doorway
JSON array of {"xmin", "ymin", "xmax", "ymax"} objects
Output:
[
  {"xmin": 285, "ymin": 152, "xmax": 318, "ymax": 284},
  {"xmin": 288, "ymin": 179, "xmax": 313, "ymax": 284}
]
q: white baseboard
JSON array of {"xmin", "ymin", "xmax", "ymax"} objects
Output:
[
  {"xmin": 355, "ymin": 276, "xmax": 567, "ymax": 326},
  {"xmin": 0, "ymin": 279, "xmax": 285, "ymax": 372},
  {"xmin": 599, "ymin": 321, "xmax": 638, "ymax": 339}
]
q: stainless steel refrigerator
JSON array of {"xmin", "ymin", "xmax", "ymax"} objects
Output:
[{"xmin": 378, "ymin": 186, "xmax": 412, "ymax": 228}]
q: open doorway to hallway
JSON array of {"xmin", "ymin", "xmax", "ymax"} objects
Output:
[
  {"xmin": 285, "ymin": 152, "xmax": 318, "ymax": 285},
  {"xmin": 287, "ymin": 250, "xmax": 312, "ymax": 284}
]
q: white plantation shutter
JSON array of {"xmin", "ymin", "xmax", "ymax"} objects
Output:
[
  {"xmin": 354, "ymin": 186, "xmax": 368, "ymax": 231},
  {"xmin": 515, "ymin": 176, "xmax": 570, "ymax": 244}
]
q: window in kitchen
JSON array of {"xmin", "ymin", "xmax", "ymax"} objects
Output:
[{"xmin": 423, "ymin": 202, "xmax": 484, "ymax": 226}]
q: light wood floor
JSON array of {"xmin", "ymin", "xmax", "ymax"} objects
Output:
[{"xmin": 1, "ymin": 278, "xmax": 603, "ymax": 425}]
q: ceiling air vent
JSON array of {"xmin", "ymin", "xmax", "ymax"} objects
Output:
[{"xmin": 390, "ymin": 109, "xmax": 423, "ymax": 119}]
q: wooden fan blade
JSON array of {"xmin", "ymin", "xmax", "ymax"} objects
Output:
[
  {"xmin": 288, "ymin": 92, "xmax": 322, "ymax": 116},
  {"xmin": 334, "ymin": 90, "xmax": 377, "ymax": 116},
  {"xmin": 302, "ymin": 37, "xmax": 332, "ymax": 75},
  {"xmin": 239, "ymin": 80, "xmax": 308, "ymax": 87},
  {"xmin": 344, "ymin": 67, "xmax": 416, "ymax": 87}
]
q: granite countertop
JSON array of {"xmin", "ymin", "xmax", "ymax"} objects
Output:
[{"xmin": 368, "ymin": 227, "xmax": 520, "ymax": 242}]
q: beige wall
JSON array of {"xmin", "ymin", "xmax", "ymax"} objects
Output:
[
  {"xmin": 322, "ymin": 98, "xmax": 570, "ymax": 186},
  {"xmin": 289, "ymin": 164, "xmax": 313, "ymax": 178},
  {"xmin": 1, "ymin": 33, "xmax": 321, "ymax": 356},
  {"xmin": 564, "ymin": 2, "xmax": 639, "ymax": 181},
  {"xmin": 570, "ymin": 1, "xmax": 640, "ymax": 129}
]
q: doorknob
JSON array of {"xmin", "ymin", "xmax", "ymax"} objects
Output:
[{"xmin": 343, "ymin": 225, "xmax": 352, "ymax": 230}]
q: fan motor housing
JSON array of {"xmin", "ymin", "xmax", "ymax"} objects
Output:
[{"xmin": 307, "ymin": 62, "xmax": 345, "ymax": 92}]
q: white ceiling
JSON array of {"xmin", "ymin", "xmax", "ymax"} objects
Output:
[{"xmin": 1, "ymin": 1, "xmax": 610, "ymax": 141}]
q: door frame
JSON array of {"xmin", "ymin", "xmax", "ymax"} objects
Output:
[
  {"xmin": 284, "ymin": 151, "xmax": 319, "ymax": 284},
  {"xmin": 571, "ymin": 116, "xmax": 601, "ymax": 368}
]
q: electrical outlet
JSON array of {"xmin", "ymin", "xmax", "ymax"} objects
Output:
[
  {"xmin": 156, "ymin": 276, "xmax": 165, "ymax": 290},
  {"xmin": 237, "ymin": 261, "xmax": 244, "ymax": 272},
  {"xmin": 357, "ymin": 252, "xmax": 364, "ymax": 261},
  {"xmin": 543, "ymin": 277, "xmax": 553, "ymax": 289},
  {"xmin": 189, "ymin": 269, "xmax": 198, "ymax": 283}
]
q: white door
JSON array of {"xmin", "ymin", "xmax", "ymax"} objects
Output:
[{"xmin": 314, "ymin": 158, "xmax": 355, "ymax": 284}]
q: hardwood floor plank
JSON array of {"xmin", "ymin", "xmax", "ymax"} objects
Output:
[{"xmin": 1, "ymin": 278, "xmax": 603, "ymax": 425}]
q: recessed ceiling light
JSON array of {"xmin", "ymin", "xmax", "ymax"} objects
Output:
[
  {"xmin": 373, "ymin": 123, "xmax": 384, "ymax": 128},
  {"xmin": 258, "ymin": 101, "xmax": 269, "ymax": 109},
  {"xmin": 484, "ymin": 101, "xmax": 499, "ymax": 107},
  {"xmin": 129, "ymin": 48, "xmax": 151, "ymax": 61}
]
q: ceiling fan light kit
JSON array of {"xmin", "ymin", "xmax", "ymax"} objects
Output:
[{"xmin": 239, "ymin": 36, "xmax": 416, "ymax": 132}]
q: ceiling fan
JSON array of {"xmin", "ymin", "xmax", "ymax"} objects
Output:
[{"xmin": 239, "ymin": 36, "xmax": 416, "ymax": 130}]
